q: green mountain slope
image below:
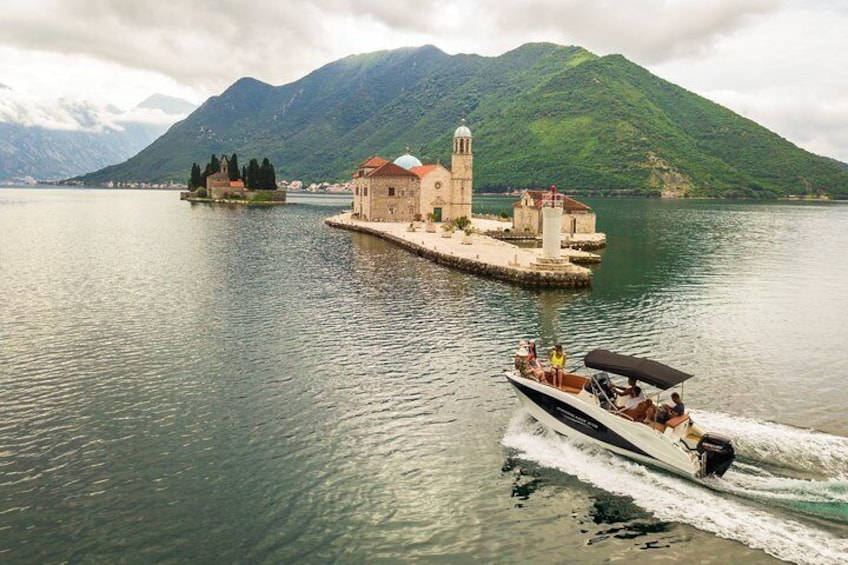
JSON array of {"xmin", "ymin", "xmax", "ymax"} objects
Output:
[{"xmin": 77, "ymin": 43, "xmax": 848, "ymax": 198}]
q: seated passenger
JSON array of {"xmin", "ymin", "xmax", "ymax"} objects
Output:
[
  {"xmin": 621, "ymin": 386, "xmax": 654, "ymax": 421},
  {"xmin": 515, "ymin": 342, "xmax": 545, "ymax": 381},
  {"xmin": 623, "ymin": 385, "xmax": 646, "ymax": 411},
  {"xmin": 514, "ymin": 340, "xmax": 529, "ymax": 371},
  {"xmin": 549, "ymin": 344, "xmax": 566, "ymax": 389},
  {"xmin": 657, "ymin": 392, "xmax": 685, "ymax": 424},
  {"xmin": 528, "ymin": 339, "xmax": 538, "ymax": 361}
]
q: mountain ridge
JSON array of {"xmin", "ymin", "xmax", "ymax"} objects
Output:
[{"xmin": 76, "ymin": 43, "xmax": 848, "ymax": 198}]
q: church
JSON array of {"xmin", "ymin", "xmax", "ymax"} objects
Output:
[{"xmin": 351, "ymin": 121, "xmax": 473, "ymax": 223}]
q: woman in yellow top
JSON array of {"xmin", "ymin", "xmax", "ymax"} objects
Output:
[{"xmin": 549, "ymin": 344, "xmax": 566, "ymax": 389}]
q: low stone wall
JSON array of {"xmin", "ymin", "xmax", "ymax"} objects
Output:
[
  {"xmin": 327, "ymin": 218, "xmax": 591, "ymax": 288},
  {"xmin": 486, "ymin": 231, "xmax": 607, "ymax": 251}
]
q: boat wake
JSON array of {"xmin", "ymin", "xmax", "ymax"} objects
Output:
[
  {"xmin": 693, "ymin": 412, "xmax": 848, "ymax": 526},
  {"xmin": 502, "ymin": 411, "xmax": 848, "ymax": 565}
]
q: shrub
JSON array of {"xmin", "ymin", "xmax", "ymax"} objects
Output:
[
  {"xmin": 454, "ymin": 216, "xmax": 471, "ymax": 230},
  {"xmin": 195, "ymin": 187, "xmax": 208, "ymax": 198},
  {"xmin": 251, "ymin": 191, "xmax": 273, "ymax": 202}
]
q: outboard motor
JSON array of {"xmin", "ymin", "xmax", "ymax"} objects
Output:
[{"xmin": 697, "ymin": 433, "xmax": 736, "ymax": 477}]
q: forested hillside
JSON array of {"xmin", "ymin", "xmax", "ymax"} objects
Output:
[{"xmin": 77, "ymin": 43, "xmax": 848, "ymax": 198}]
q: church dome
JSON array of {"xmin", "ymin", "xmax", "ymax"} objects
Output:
[
  {"xmin": 394, "ymin": 152, "xmax": 423, "ymax": 170},
  {"xmin": 454, "ymin": 120, "xmax": 471, "ymax": 138}
]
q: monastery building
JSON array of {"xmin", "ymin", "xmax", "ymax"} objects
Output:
[{"xmin": 352, "ymin": 122, "xmax": 473, "ymax": 223}]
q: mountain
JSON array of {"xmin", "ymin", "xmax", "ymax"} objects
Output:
[
  {"xmin": 136, "ymin": 94, "xmax": 197, "ymax": 115},
  {"xmin": 77, "ymin": 43, "xmax": 848, "ymax": 198},
  {"xmin": 0, "ymin": 91, "xmax": 196, "ymax": 182}
]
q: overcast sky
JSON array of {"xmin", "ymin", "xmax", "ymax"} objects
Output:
[{"xmin": 2, "ymin": 0, "xmax": 846, "ymax": 162}]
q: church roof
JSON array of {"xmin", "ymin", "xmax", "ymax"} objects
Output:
[
  {"xmin": 368, "ymin": 161, "xmax": 418, "ymax": 178},
  {"xmin": 513, "ymin": 190, "xmax": 592, "ymax": 212},
  {"xmin": 359, "ymin": 156, "xmax": 389, "ymax": 168},
  {"xmin": 394, "ymin": 152, "xmax": 423, "ymax": 170},
  {"xmin": 409, "ymin": 164, "xmax": 440, "ymax": 178}
]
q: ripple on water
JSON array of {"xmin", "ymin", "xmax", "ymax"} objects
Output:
[{"xmin": 2, "ymin": 192, "xmax": 847, "ymax": 563}]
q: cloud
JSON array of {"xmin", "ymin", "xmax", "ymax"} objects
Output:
[
  {"xmin": 0, "ymin": 88, "xmax": 108, "ymax": 132},
  {"xmin": 1, "ymin": 0, "xmax": 847, "ymax": 162},
  {"xmin": 0, "ymin": 0, "xmax": 794, "ymax": 94},
  {"xmin": 481, "ymin": 0, "xmax": 780, "ymax": 62},
  {"xmin": 0, "ymin": 88, "xmax": 190, "ymax": 133}
]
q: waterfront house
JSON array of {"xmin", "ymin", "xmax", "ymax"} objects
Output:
[{"xmin": 512, "ymin": 190, "xmax": 596, "ymax": 235}]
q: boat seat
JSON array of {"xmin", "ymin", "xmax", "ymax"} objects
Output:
[
  {"xmin": 561, "ymin": 373, "xmax": 589, "ymax": 390},
  {"xmin": 562, "ymin": 386, "xmax": 582, "ymax": 394},
  {"xmin": 661, "ymin": 414, "xmax": 690, "ymax": 436},
  {"xmin": 665, "ymin": 413, "xmax": 690, "ymax": 428}
]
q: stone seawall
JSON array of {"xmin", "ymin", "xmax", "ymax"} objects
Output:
[
  {"xmin": 326, "ymin": 216, "xmax": 592, "ymax": 288},
  {"xmin": 486, "ymin": 231, "xmax": 607, "ymax": 252}
]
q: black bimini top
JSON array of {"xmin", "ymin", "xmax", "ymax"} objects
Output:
[{"xmin": 584, "ymin": 349, "xmax": 693, "ymax": 390}]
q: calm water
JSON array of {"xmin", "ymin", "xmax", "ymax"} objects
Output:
[{"xmin": 1, "ymin": 189, "xmax": 846, "ymax": 564}]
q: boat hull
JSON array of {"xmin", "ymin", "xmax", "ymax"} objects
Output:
[{"xmin": 507, "ymin": 373, "xmax": 703, "ymax": 478}]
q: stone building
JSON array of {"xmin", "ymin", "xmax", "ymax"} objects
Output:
[
  {"xmin": 352, "ymin": 122, "xmax": 473, "ymax": 222},
  {"xmin": 206, "ymin": 155, "xmax": 246, "ymax": 199},
  {"xmin": 512, "ymin": 189, "xmax": 596, "ymax": 235},
  {"xmin": 204, "ymin": 155, "xmax": 285, "ymax": 202}
]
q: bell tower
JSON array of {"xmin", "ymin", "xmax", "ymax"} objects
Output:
[{"xmin": 451, "ymin": 119, "xmax": 473, "ymax": 219}]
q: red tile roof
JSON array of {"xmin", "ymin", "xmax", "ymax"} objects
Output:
[
  {"xmin": 409, "ymin": 164, "xmax": 439, "ymax": 178},
  {"xmin": 368, "ymin": 161, "xmax": 418, "ymax": 178},
  {"xmin": 513, "ymin": 190, "xmax": 592, "ymax": 212},
  {"xmin": 359, "ymin": 156, "xmax": 389, "ymax": 168}
]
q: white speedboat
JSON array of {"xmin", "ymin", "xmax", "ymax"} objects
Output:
[{"xmin": 505, "ymin": 349, "xmax": 735, "ymax": 479}]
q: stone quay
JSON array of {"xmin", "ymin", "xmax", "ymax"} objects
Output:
[{"xmin": 326, "ymin": 213, "xmax": 593, "ymax": 288}]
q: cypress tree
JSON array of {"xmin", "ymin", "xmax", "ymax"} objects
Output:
[
  {"xmin": 259, "ymin": 158, "xmax": 276, "ymax": 189},
  {"xmin": 246, "ymin": 158, "xmax": 260, "ymax": 190},
  {"xmin": 229, "ymin": 153, "xmax": 240, "ymax": 181},
  {"xmin": 189, "ymin": 162, "xmax": 202, "ymax": 188}
]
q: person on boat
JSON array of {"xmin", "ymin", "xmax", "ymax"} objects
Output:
[
  {"xmin": 514, "ymin": 341, "xmax": 529, "ymax": 371},
  {"xmin": 621, "ymin": 386, "xmax": 656, "ymax": 421},
  {"xmin": 657, "ymin": 392, "xmax": 685, "ymax": 424},
  {"xmin": 623, "ymin": 386, "xmax": 646, "ymax": 411},
  {"xmin": 527, "ymin": 341, "xmax": 550, "ymax": 383},
  {"xmin": 515, "ymin": 341, "xmax": 546, "ymax": 381},
  {"xmin": 548, "ymin": 343, "xmax": 566, "ymax": 388},
  {"xmin": 528, "ymin": 339, "xmax": 538, "ymax": 361},
  {"xmin": 615, "ymin": 376, "xmax": 638, "ymax": 399}
]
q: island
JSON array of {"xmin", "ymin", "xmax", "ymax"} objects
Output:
[{"xmin": 326, "ymin": 122, "xmax": 604, "ymax": 288}]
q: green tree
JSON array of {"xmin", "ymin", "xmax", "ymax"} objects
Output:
[
  {"xmin": 229, "ymin": 153, "xmax": 241, "ymax": 181},
  {"xmin": 188, "ymin": 162, "xmax": 202, "ymax": 188},
  {"xmin": 258, "ymin": 157, "xmax": 276, "ymax": 189},
  {"xmin": 245, "ymin": 158, "xmax": 260, "ymax": 189}
]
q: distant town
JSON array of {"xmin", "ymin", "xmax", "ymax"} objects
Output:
[{"xmin": 7, "ymin": 177, "xmax": 355, "ymax": 193}]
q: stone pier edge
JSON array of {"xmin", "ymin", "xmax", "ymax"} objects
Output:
[{"xmin": 325, "ymin": 216, "xmax": 592, "ymax": 289}]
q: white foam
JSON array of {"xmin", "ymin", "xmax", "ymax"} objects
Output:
[
  {"xmin": 693, "ymin": 411, "xmax": 848, "ymax": 480},
  {"xmin": 502, "ymin": 412, "xmax": 848, "ymax": 565}
]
